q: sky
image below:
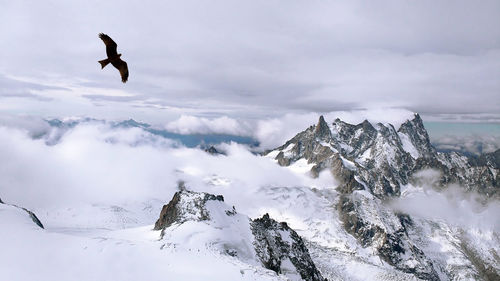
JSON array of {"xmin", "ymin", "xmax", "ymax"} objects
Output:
[{"xmin": 1, "ymin": 0, "xmax": 499, "ymax": 126}]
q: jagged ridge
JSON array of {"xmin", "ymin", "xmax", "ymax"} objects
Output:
[
  {"xmin": 266, "ymin": 114, "xmax": 499, "ymax": 280},
  {"xmin": 154, "ymin": 189, "xmax": 326, "ymax": 281}
]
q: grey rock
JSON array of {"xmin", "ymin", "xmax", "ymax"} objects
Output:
[
  {"xmin": 1, "ymin": 197, "xmax": 44, "ymax": 229},
  {"xmin": 251, "ymin": 213, "xmax": 326, "ymax": 281},
  {"xmin": 154, "ymin": 190, "xmax": 224, "ymax": 236},
  {"xmin": 204, "ymin": 146, "xmax": 223, "ymax": 155},
  {"xmin": 397, "ymin": 113, "xmax": 436, "ymax": 159},
  {"xmin": 23, "ymin": 208, "xmax": 44, "ymax": 229},
  {"xmin": 314, "ymin": 115, "xmax": 332, "ymax": 141}
]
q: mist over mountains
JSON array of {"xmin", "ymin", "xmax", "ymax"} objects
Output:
[
  {"xmin": 1, "ymin": 111, "xmax": 498, "ymax": 156},
  {"xmin": 0, "ymin": 113, "xmax": 498, "ymax": 280}
]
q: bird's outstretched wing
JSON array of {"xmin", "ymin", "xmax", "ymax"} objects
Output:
[
  {"xmin": 99, "ymin": 33, "xmax": 118, "ymax": 58},
  {"xmin": 117, "ymin": 60, "xmax": 129, "ymax": 83}
]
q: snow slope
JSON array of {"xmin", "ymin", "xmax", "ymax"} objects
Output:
[{"xmin": 0, "ymin": 202, "xmax": 285, "ymax": 281}]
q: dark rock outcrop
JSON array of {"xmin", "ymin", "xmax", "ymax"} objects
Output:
[
  {"xmin": 1, "ymin": 197, "xmax": 44, "ymax": 229},
  {"xmin": 469, "ymin": 149, "xmax": 500, "ymax": 169},
  {"xmin": 397, "ymin": 113, "xmax": 436, "ymax": 159},
  {"xmin": 251, "ymin": 213, "xmax": 326, "ymax": 281},
  {"xmin": 314, "ymin": 115, "xmax": 332, "ymax": 141},
  {"xmin": 23, "ymin": 208, "xmax": 44, "ymax": 229},
  {"xmin": 154, "ymin": 190, "xmax": 224, "ymax": 234},
  {"xmin": 204, "ymin": 146, "xmax": 223, "ymax": 155}
]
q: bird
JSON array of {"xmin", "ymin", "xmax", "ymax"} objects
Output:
[{"xmin": 98, "ymin": 33, "xmax": 129, "ymax": 83}]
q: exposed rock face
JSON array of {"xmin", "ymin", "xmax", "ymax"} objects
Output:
[
  {"xmin": 470, "ymin": 149, "xmax": 500, "ymax": 169},
  {"xmin": 397, "ymin": 113, "xmax": 436, "ymax": 159},
  {"xmin": 266, "ymin": 114, "xmax": 499, "ymax": 280},
  {"xmin": 0, "ymin": 197, "xmax": 44, "ymax": 229},
  {"xmin": 251, "ymin": 213, "xmax": 326, "ymax": 281},
  {"xmin": 155, "ymin": 190, "xmax": 326, "ymax": 281},
  {"xmin": 154, "ymin": 190, "xmax": 224, "ymax": 235},
  {"xmin": 204, "ymin": 146, "xmax": 223, "ymax": 155},
  {"xmin": 314, "ymin": 115, "xmax": 332, "ymax": 141},
  {"xmin": 23, "ymin": 208, "xmax": 44, "ymax": 229},
  {"xmin": 269, "ymin": 114, "xmax": 499, "ymax": 198}
]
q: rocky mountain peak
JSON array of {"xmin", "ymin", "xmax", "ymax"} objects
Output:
[
  {"xmin": 314, "ymin": 115, "xmax": 331, "ymax": 140},
  {"xmin": 397, "ymin": 113, "xmax": 435, "ymax": 159},
  {"xmin": 154, "ymin": 189, "xmax": 225, "ymax": 233},
  {"xmin": 251, "ymin": 213, "xmax": 327, "ymax": 281},
  {"xmin": 271, "ymin": 113, "xmax": 499, "ymax": 198},
  {"xmin": 154, "ymin": 189, "xmax": 326, "ymax": 281},
  {"xmin": 360, "ymin": 119, "xmax": 375, "ymax": 131},
  {"xmin": 265, "ymin": 114, "xmax": 500, "ymax": 279}
]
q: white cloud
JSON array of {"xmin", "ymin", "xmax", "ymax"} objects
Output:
[
  {"xmin": 432, "ymin": 134, "xmax": 500, "ymax": 155},
  {"xmin": 165, "ymin": 115, "xmax": 252, "ymax": 136},
  {"xmin": 0, "ymin": 114, "xmax": 50, "ymax": 137},
  {"xmin": 0, "ymin": 122, "xmax": 335, "ymax": 210},
  {"xmin": 392, "ymin": 170, "xmax": 500, "ymax": 231},
  {"xmin": 163, "ymin": 109, "xmax": 415, "ymax": 150}
]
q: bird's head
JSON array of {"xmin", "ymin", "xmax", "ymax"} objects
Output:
[{"xmin": 117, "ymin": 54, "xmax": 122, "ymax": 57}]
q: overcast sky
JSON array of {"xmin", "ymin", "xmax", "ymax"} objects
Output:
[{"xmin": 1, "ymin": 0, "xmax": 499, "ymax": 125}]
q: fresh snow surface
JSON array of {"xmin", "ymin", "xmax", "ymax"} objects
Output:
[
  {"xmin": 266, "ymin": 149, "xmax": 281, "ymax": 159},
  {"xmin": 287, "ymin": 158, "xmax": 315, "ymax": 174},
  {"xmin": 340, "ymin": 155, "xmax": 357, "ymax": 171},
  {"xmin": 319, "ymin": 141, "xmax": 337, "ymax": 152},
  {"xmin": 0, "ymin": 202, "xmax": 285, "ymax": 281},
  {"xmin": 398, "ymin": 132, "xmax": 420, "ymax": 159},
  {"xmin": 355, "ymin": 147, "xmax": 372, "ymax": 166}
]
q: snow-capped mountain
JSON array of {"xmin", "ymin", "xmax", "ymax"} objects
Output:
[
  {"xmin": 154, "ymin": 188, "xmax": 326, "ymax": 281},
  {"xmin": 0, "ymin": 114, "xmax": 498, "ymax": 281},
  {"xmin": 269, "ymin": 114, "xmax": 498, "ymax": 197},
  {"xmin": 266, "ymin": 114, "xmax": 499, "ymax": 280}
]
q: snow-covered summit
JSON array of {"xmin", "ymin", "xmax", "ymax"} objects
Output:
[
  {"xmin": 265, "ymin": 114, "xmax": 500, "ymax": 280},
  {"xmin": 268, "ymin": 114, "xmax": 498, "ymax": 197},
  {"xmin": 154, "ymin": 189, "xmax": 326, "ymax": 281}
]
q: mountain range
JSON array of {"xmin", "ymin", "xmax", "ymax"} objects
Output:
[
  {"xmin": 264, "ymin": 113, "xmax": 499, "ymax": 280},
  {"xmin": 0, "ymin": 114, "xmax": 498, "ymax": 280}
]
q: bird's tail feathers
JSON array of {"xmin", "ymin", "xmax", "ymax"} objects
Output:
[{"xmin": 98, "ymin": 59, "xmax": 110, "ymax": 69}]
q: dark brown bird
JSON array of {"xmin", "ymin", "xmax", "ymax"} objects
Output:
[{"xmin": 98, "ymin": 33, "xmax": 129, "ymax": 83}]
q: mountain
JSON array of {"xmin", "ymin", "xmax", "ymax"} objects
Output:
[
  {"xmin": 154, "ymin": 189, "xmax": 326, "ymax": 281},
  {"xmin": 2, "ymin": 114, "xmax": 499, "ymax": 280},
  {"xmin": 265, "ymin": 114, "xmax": 499, "ymax": 280},
  {"xmin": 269, "ymin": 114, "xmax": 498, "ymax": 197},
  {"xmin": 43, "ymin": 118, "xmax": 259, "ymax": 148}
]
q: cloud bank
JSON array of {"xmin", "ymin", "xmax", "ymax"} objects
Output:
[
  {"xmin": 0, "ymin": 122, "xmax": 335, "ymax": 211},
  {"xmin": 165, "ymin": 108, "xmax": 416, "ymax": 149},
  {"xmin": 1, "ymin": 1, "xmax": 499, "ymax": 121},
  {"xmin": 165, "ymin": 115, "xmax": 252, "ymax": 136},
  {"xmin": 432, "ymin": 135, "xmax": 500, "ymax": 155},
  {"xmin": 392, "ymin": 170, "xmax": 500, "ymax": 231}
]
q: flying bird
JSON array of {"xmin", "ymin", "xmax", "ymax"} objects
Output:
[{"xmin": 98, "ymin": 33, "xmax": 129, "ymax": 83}]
